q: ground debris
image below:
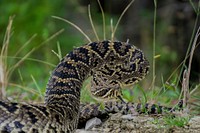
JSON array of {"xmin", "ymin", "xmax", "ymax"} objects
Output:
[
  {"xmin": 77, "ymin": 113, "xmax": 200, "ymax": 133},
  {"xmin": 85, "ymin": 117, "xmax": 102, "ymax": 130}
]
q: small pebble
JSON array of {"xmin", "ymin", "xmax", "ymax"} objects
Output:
[
  {"xmin": 85, "ymin": 117, "xmax": 102, "ymax": 130},
  {"xmin": 121, "ymin": 114, "xmax": 134, "ymax": 120}
]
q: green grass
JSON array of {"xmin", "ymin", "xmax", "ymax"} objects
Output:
[
  {"xmin": 0, "ymin": 1, "xmax": 200, "ymax": 121},
  {"xmin": 152, "ymin": 115, "xmax": 190, "ymax": 129},
  {"xmin": 163, "ymin": 115, "xmax": 190, "ymax": 128}
]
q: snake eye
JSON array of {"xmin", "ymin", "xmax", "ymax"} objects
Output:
[{"xmin": 130, "ymin": 64, "xmax": 136, "ymax": 71}]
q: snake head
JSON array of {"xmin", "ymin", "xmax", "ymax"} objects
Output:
[{"xmin": 120, "ymin": 48, "xmax": 150, "ymax": 87}]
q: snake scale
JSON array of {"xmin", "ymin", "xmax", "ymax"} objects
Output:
[{"xmin": 0, "ymin": 40, "xmax": 150, "ymax": 132}]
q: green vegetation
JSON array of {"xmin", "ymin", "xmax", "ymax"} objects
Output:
[
  {"xmin": 152, "ymin": 115, "xmax": 190, "ymax": 128},
  {"xmin": 163, "ymin": 115, "xmax": 190, "ymax": 128},
  {"xmin": 0, "ymin": 0, "xmax": 200, "ymax": 124}
]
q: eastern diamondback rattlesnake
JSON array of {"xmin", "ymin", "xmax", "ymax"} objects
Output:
[{"xmin": 0, "ymin": 40, "xmax": 149, "ymax": 132}]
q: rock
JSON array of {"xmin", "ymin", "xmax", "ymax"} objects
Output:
[
  {"xmin": 85, "ymin": 117, "xmax": 102, "ymax": 130},
  {"xmin": 188, "ymin": 116, "xmax": 200, "ymax": 129},
  {"xmin": 76, "ymin": 129, "xmax": 98, "ymax": 133},
  {"xmin": 121, "ymin": 114, "xmax": 134, "ymax": 120}
]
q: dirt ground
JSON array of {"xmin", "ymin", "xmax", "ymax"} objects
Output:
[{"xmin": 76, "ymin": 113, "xmax": 200, "ymax": 133}]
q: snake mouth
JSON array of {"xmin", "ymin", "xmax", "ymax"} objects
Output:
[
  {"xmin": 91, "ymin": 88, "xmax": 122, "ymax": 101},
  {"xmin": 120, "ymin": 77, "xmax": 141, "ymax": 88}
]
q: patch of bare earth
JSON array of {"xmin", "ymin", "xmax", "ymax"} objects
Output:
[{"xmin": 77, "ymin": 113, "xmax": 200, "ymax": 133}]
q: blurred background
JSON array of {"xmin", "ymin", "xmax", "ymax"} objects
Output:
[{"xmin": 0, "ymin": 0, "xmax": 199, "ymax": 106}]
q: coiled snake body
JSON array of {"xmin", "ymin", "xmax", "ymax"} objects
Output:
[{"xmin": 0, "ymin": 40, "xmax": 149, "ymax": 132}]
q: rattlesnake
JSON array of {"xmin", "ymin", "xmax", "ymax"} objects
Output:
[{"xmin": 0, "ymin": 40, "xmax": 150, "ymax": 132}]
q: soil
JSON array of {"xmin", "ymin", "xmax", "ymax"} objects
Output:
[{"xmin": 76, "ymin": 113, "xmax": 200, "ymax": 133}]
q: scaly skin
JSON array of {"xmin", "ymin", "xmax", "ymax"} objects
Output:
[{"xmin": 0, "ymin": 41, "xmax": 149, "ymax": 132}]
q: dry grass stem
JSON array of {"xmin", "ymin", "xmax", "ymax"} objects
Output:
[
  {"xmin": 0, "ymin": 16, "xmax": 14, "ymax": 99},
  {"xmin": 181, "ymin": 26, "xmax": 200, "ymax": 109},
  {"xmin": 111, "ymin": 0, "xmax": 135, "ymax": 42},
  {"xmin": 52, "ymin": 16, "xmax": 91, "ymax": 43},
  {"xmin": 97, "ymin": 0, "xmax": 106, "ymax": 40},
  {"xmin": 88, "ymin": 5, "xmax": 99, "ymax": 41}
]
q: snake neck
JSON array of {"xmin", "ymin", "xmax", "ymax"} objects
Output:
[
  {"xmin": 45, "ymin": 41, "xmax": 110, "ymax": 119},
  {"xmin": 45, "ymin": 58, "xmax": 90, "ymax": 119}
]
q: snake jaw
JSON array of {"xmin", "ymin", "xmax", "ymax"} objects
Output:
[{"xmin": 91, "ymin": 80, "xmax": 122, "ymax": 101}]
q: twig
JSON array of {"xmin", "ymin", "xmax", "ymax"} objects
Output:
[{"xmin": 181, "ymin": 26, "xmax": 200, "ymax": 109}]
